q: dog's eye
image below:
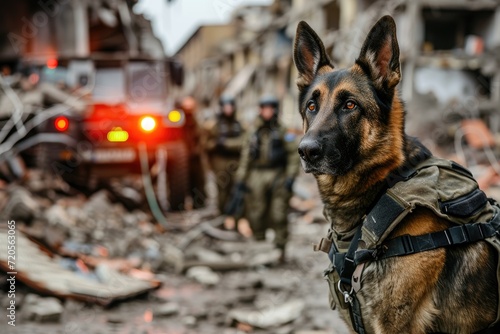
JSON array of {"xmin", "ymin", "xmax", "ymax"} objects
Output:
[
  {"xmin": 345, "ymin": 100, "xmax": 356, "ymax": 110},
  {"xmin": 306, "ymin": 101, "xmax": 317, "ymax": 113}
]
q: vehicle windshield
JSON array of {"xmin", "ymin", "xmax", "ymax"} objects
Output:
[
  {"xmin": 92, "ymin": 68, "xmax": 126, "ymax": 104},
  {"xmin": 127, "ymin": 62, "xmax": 165, "ymax": 102}
]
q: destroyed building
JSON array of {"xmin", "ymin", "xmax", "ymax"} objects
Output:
[
  {"xmin": 176, "ymin": 0, "xmax": 500, "ymax": 149},
  {"xmin": 0, "ymin": 0, "xmax": 164, "ymax": 60}
]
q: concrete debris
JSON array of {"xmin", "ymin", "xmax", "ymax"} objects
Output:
[
  {"xmin": 83, "ymin": 190, "xmax": 114, "ymax": 214},
  {"xmin": 224, "ymin": 272, "xmax": 263, "ymax": 290},
  {"xmin": 183, "ymin": 241, "xmax": 282, "ymax": 271},
  {"xmin": 45, "ymin": 204, "xmax": 75, "ymax": 230},
  {"xmin": 153, "ymin": 302, "xmax": 180, "ymax": 317},
  {"xmin": 186, "ymin": 266, "xmax": 221, "ymax": 286},
  {"xmin": 0, "ymin": 227, "xmax": 160, "ymax": 306},
  {"xmin": 191, "ymin": 247, "xmax": 227, "ymax": 263},
  {"xmin": 182, "ymin": 315, "xmax": 198, "ymax": 327},
  {"xmin": 0, "ymin": 186, "xmax": 39, "ymax": 222},
  {"xmin": 228, "ymin": 299, "xmax": 305, "ymax": 329},
  {"xmin": 160, "ymin": 243, "xmax": 185, "ymax": 274},
  {"xmin": 0, "ymin": 148, "xmax": 497, "ymax": 334},
  {"xmin": 217, "ymin": 240, "xmax": 271, "ymax": 253},
  {"xmin": 23, "ymin": 294, "xmax": 63, "ymax": 323},
  {"xmin": 248, "ymin": 248, "xmax": 283, "ymax": 267},
  {"xmin": 107, "ymin": 183, "xmax": 144, "ymax": 210}
]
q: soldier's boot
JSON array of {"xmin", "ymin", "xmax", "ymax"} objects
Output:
[
  {"xmin": 269, "ymin": 180, "xmax": 291, "ymax": 264},
  {"xmin": 245, "ymin": 171, "xmax": 272, "ymax": 241},
  {"xmin": 276, "ymin": 243, "xmax": 287, "ymax": 264}
]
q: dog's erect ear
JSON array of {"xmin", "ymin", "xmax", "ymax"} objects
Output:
[
  {"xmin": 294, "ymin": 21, "xmax": 333, "ymax": 90},
  {"xmin": 357, "ymin": 15, "xmax": 400, "ymax": 90}
]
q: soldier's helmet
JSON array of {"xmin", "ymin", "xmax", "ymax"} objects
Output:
[
  {"xmin": 219, "ymin": 94, "xmax": 236, "ymax": 106},
  {"xmin": 259, "ymin": 94, "xmax": 279, "ymax": 110},
  {"xmin": 259, "ymin": 95, "xmax": 280, "ymax": 117}
]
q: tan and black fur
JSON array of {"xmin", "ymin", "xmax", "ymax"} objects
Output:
[{"xmin": 293, "ymin": 16, "xmax": 498, "ymax": 334}]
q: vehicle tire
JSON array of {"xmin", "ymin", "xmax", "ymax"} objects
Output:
[
  {"xmin": 59, "ymin": 163, "xmax": 95, "ymax": 194},
  {"xmin": 36, "ymin": 143, "xmax": 96, "ymax": 194},
  {"xmin": 164, "ymin": 142, "xmax": 189, "ymax": 211}
]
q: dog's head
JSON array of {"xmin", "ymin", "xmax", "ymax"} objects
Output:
[{"xmin": 293, "ymin": 16, "xmax": 405, "ymax": 176}]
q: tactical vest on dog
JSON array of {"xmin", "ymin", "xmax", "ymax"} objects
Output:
[{"xmin": 315, "ymin": 157, "xmax": 500, "ymax": 334}]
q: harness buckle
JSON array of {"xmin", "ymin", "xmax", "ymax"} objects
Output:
[
  {"xmin": 401, "ymin": 234, "xmax": 415, "ymax": 254},
  {"xmin": 337, "ymin": 281, "xmax": 354, "ymax": 305}
]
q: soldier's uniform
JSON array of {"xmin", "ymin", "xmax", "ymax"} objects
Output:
[
  {"xmin": 204, "ymin": 96, "xmax": 244, "ymax": 214},
  {"xmin": 235, "ymin": 96, "xmax": 300, "ymax": 254}
]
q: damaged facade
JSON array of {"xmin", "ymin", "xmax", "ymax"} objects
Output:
[
  {"xmin": 0, "ymin": 0, "xmax": 164, "ymax": 61},
  {"xmin": 176, "ymin": 0, "xmax": 500, "ymax": 149}
]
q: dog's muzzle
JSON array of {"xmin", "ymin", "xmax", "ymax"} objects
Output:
[{"xmin": 298, "ymin": 137, "xmax": 322, "ymax": 164}]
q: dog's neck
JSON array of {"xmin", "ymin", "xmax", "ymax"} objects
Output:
[
  {"xmin": 316, "ymin": 131, "xmax": 431, "ymax": 240},
  {"xmin": 315, "ymin": 171, "xmax": 387, "ymax": 238}
]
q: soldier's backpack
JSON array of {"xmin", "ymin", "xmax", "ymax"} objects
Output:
[{"xmin": 316, "ymin": 157, "xmax": 500, "ymax": 334}]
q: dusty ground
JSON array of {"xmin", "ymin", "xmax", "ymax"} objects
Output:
[
  {"xmin": 0, "ymin": 172, "xmax": 351, "ymax": 334},
  {"xmin": 2, "ymin": 160, "xmax": 499, "ymax": 334}
]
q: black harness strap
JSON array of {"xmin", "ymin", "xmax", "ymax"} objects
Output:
[
  {"xmin": 329, "ymin": 214, "xmax": 500, "ymax": 334},
  {"xmin": 339, "ymin": 227, "xmax": 362, "ymax": 286},
  {"xmin": 329, "ymin": 226, "xmax": 366, "ymax": 334},
  {"xmin": 368, "ymin": 216, "xmax": 500, "ymax": 261}
]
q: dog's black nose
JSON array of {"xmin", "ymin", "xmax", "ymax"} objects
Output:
[{"xmin": 298, "ymin": 138, "xmax": 322, "ymax": 163}]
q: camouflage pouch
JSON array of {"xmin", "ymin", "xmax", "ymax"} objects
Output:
[{"xmin": 324, "ymin": 263, "xmax": 349, "ymax": 310}]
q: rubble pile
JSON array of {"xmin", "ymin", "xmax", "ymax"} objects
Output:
[
  {"xmin": 1, "ymin": 158, "xmax": 499, "ymax": 334},
  {"xmin": 0, "ymin": 170, "xmax": 354, "ymax": 333}
]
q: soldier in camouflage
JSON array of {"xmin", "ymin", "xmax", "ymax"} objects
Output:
[
  {"xmin": 234, "ymin": 95, "xmax": 300, "ymax": 261},
  {"xmin": 205, "ymin": 95, "xmax": 244, "ymax": 215}
]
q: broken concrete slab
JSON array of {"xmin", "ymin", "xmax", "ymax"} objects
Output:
[
  {"xmin": 160, "ymin": 242, "xmax": 185, "ymax": 274},
  {"xmin": 182, "ymin": 242, "xmax": 282, "ymax": 271},
  {"xmin": 215, "ymin": 240, "xmax": 275, "ymax": 255},
  {"xmin": 182, "ymin": 315, "xmax": 197, "ymax": 327},
  {"xmin": 23, "ymin": 294, "xmax": 63, "ymax": 323},
  {"xmin": 228, "ymin": 299, "xmax": 305, "ymax": 329},
  {"xmin": 0, "ymin": 186, "xmax": 39, "ymax": 222},
  {"xmin": 224, "ymin": 272, "xmax": 263, "ymax": 290},
  {"xmin": 45, "ymin": 204, "xmax": 75, "ymax": 230},
  {"xmin": 247, "ymin": 248, "xmax": 282, "ymax": 267},
  {"xmin": 186, "ymin": 266, "xmax": 221, "ymax": 286},
  {"xmin": 191, "ymin": 247, "xmax": 227, "ymax": 263},
  {"xmin": 154, "ymin": 302, "xmax": 180, "ymax": 317},
  {"xmin": 82, "ymin": 189, "xmax": 114, "ymax": 214}
]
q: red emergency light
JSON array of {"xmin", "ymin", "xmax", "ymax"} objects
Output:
[
  {"xmin": 54, "ymin": 116, "xmax": 69, "ymax": 132},
  {"xmin": 47, "ymin": 58, "xmax": 58, "ymax": 69}
]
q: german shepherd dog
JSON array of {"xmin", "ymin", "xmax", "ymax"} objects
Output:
[{"xmin": 293, "ymin": 16, "xmax": 499, "ymax": 334}]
